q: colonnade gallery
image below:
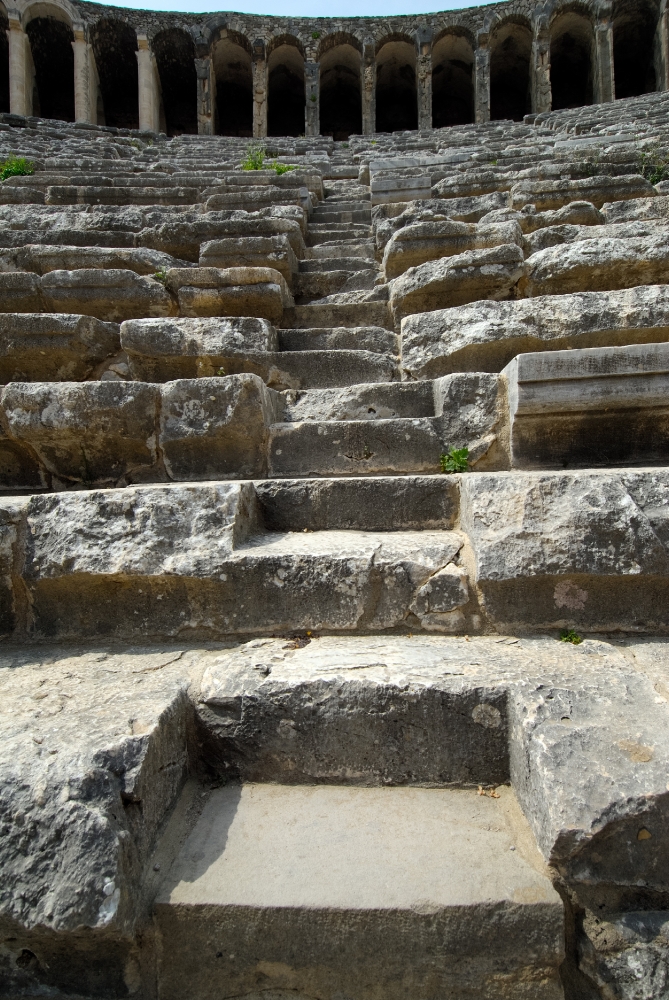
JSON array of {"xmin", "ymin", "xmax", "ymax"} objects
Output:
[{"xmin": 1, "ymin": 0, "xmax": 666, "ymax": 138}]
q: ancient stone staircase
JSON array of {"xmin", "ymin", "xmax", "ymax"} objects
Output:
[{"xmin": 2, "ymin": 94, "xmax": 669, "ymax": 1000}]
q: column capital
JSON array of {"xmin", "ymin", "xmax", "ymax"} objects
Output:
[
  {"xmin": 136, "ymin": 32, "xmax": 151, "ymax": 52},
  {"xmin": 7, "ymin": 10, "xmax": 22, "ymax": 31},
  {"xmin": 476, "ymin": 28, "xmax": 490, "ymax": 49}
]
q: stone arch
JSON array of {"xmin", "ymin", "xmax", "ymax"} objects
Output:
[
  {"xmin": 153, "ymin": 27, "xmax": 197, "ymax": 136},
  {"xmin": 90, "ymin": 18, "xmax": 138, "ymax": 129},
  {"xmin": 24, "ymin": 3, "xmax": 74, "ymax": 121},
  {"xmin": 432, "ymin": 29, "xmax": 474, "ymax": 128},
  {"xmin": 319, "ymin": 34, "xmax": 362, "ymax": 139},
  {"xmin": 490, "ymin": 17, "xmax": 532, "ymax": 120},
  {"xmin": 550, "ymin": 6, "xmax": 594, "ymax": 109},
  {"xmin": 375, "ymin": 35, "xmax": 417, "ymax": 133},
  {"xmin": 0, "ymin": 2, "xmax": 8, "ymax": 114},
  {"xmin": 268, "ymin": 37, "xmax": 305, "ymax": 138},
  {"xmin": 612, "ymin": 0, "xmax": 659, "ymax": 97},
  {"xmin": 212, "ymin": 29, "xmax": 252, "ymax": 136}
]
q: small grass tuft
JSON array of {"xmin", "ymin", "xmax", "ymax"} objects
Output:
[
  {"xmin": 241, "ymin": 144, "xmax": 266, "ymax": 170},
  {"xmin": 0, "ymin": 155, "xmax": 33, "ymax": 180},
  {"xmin": 639, "ymin": 145, "xmax": 669, "ymax": 185},
  {"xmin": 216, "ymin": 365, "xmax": 226, "ymax": 376},
  {"xmin": 560, "ymin": 628, "xmax": 583, "ymax": 645},
  {"xmin": 440, "ymin": 447, "xmax": 469, "ymax": 474},
  {"xmin": 153, "ymin": 268, "xmax": 168, "ymax": 284},
  {"xmin": 273, "ymin": 162, "xmax": 296, "ymax": 175},
  {"xmin": 311, "ymin": 30, "xmax": 320, "ymax": 38}
]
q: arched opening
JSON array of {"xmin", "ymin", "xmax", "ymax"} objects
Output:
[
  {"xmin": 0, "ymin": 5, "xmax": 8, "ymax": 114},
  {"xmin": 213, "ymin": 32, "xmax": 252, "ymax": 136},
  {"xmin": 550, "ymin": 10, "xmax": 594, "ymax": 110},
  {"xmin": 319, "ymin": 40, "xmax": 361, "ymax": 139},
  {"xmin": 375, "ymin": 38, "xmax": 417, "ymax": 133},
  {"xmin": 153, "ymin": 28, "xmax": 197, "ymax": 136},
  {"xmin": 612, "ymin": 0, "xmax": 657, "ymax": 98},
  {"xmin": 432, "ymin": 32, "xmax": 474, "ymax": 127},
  {"xmin": 268, "ymin": 41, "xmax": 305, "ymax": 137},
  {"xmin": 91, "ymin": 18, "xmax": 138, "ymax": 129},
  {"xmin": 490, "ymin": 21, "xmax": 531, "ymax": 120},
  {"xmin": 25, "ymin": 13, "xmax": 74, "ymax": 121}
]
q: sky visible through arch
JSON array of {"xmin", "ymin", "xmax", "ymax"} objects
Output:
[{"xmin": 86, "ymin": 0, "xmax": 493, "ymax": 18}]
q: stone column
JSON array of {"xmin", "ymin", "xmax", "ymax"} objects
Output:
[
  {"xmin": 594, "ymin": 1, "xmax": 615, "ymax": 103},
  {"xmin": 8, "ymin": 11, "xmax": 29, "ymax": 117},
  {"xmin": 361, "ymin": 38, "xmax": 376, "ymax": 134},
  {"xmin": 305, "ymin": 60, "xmax": 319, "ymax": 136},
  {"xmin": 72, "ymin": 24, "xmax": 91, "ymax": 122},
  {"xmin": 252, "ymin": 38, "xmax": 267, "ymax": 139},
  {"xmin": 657, "ymin": 2, "xmax": 669, "ymax": 91},
  {"xmin": 195, "ymin": 56, "xmax": 214, "ymax": 135},
  {"xmin": 415, "ymin": 28, "xmax": 432, "ymax": 130},
  {"xmin": 474, "ymin": 30, "xmax": 490, "ymax": 123},
  {"xmin": 531, "ymin": 14, "xmax": 552, "ymax": 113},
  {"xmin": 136, "ymin": 34, "xmax": 160, "ymax": 132}
]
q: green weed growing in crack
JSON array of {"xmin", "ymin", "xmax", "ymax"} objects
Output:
[
  {"xmin": 0, "ymin": 155, "xmax": 33, "ymax": 180},
  {"xmin": 639, "ymin": 145, "xmax": 669, "ymax": 185},
  {"xmin": 560, "ymin": 628, "xmax": 583, "ymax": 645},
  {"xmin": 440, "ymin": 447, "xmax": 469, "ymax": 474},
  {"xmin": 241, "ymin": 144, "xmax": 266, "ymax": 170},
  {"xmin": 153, "ymin": 268, "xmax": 168, "ymax": 284}
]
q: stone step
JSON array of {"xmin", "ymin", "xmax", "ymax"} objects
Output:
[
  {"xmin": 306, "ymin": 241, "xmax": 375, "ymax": 260},
  {"xmin": 285, "ymin": 301, "xmax": 392, "ymax": 330},
  {"xmin": 153, "ymin": 783, "xmax": 564, "ymax": 1000},
  {"xmin": 278, "ymin": 325, "xmax": 398, "ymax": 354},
  {"xmin": 307, "ymin": 225, "xmax": 372, "ymax": 245},
  {"xmin": 299, "ymin": 256, "xmax": 376, "ymax": 272},
  {"xmin": 311, "ymin": 208, "xmax": 373, "ymax": 224},
  {"xmin": 1, "ymin": 468, "xmax": 668, "ymax": 640}
]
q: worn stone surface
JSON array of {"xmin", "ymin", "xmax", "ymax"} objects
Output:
[
  {"xmin": 382, "ymin": 220, "xmax": 523, "ymax": 280},
  {"xmin": 166, "ymin": 266, "xmax": 292, "ymax": 323},
  {"xmin": 389, "ymin": 244, "xmax": 526, "ymax": 323},
  {"xmin": 401, "ymin": 286, "xmax": 669, "ymax": 378},
  {"xmin": 160, "ymin": 375, "xmax": 282, "ymax": 480},
  {"xmin": 503, "ymin": 344, "xmax": 669, "ymax": 468},
  {"xmin": 523, "ymin": 237, "xmax": 669, "ymax": 297},
  {"xmin": 1, "ymin": 381, "xmax": 160, "ymax": 486},
  {"xmin": 0, "ymin": 312, "xmax": 120, "ymax": 383}
]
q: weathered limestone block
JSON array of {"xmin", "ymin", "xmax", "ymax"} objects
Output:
[
  {"xmin": 0, "ymin": 313, "xmax": 120, "ymax": 383},
  {"xmin": 199, "ymin": 236, "xmax": 298, "ymax": 284},
  {"xmin": 523, "ymin": 236, "xmax": 669, "ymax": 297},
  {"xmin": 1, "ymin": 381, "xmax": 160, "ymax": 485},
  {"xmin": 40, "ymin": 269, "xmax": 177, "ymax": 322},
  {"xmin": 579, "ymin": 911, "xmax": 669, "ymax": 1000},
  {"xmin": 460, "ymin": 470, "xmax": 669, "ymax": 632},
  {"xmin": 504, "ymin": 343, "xmax": 669, "ymax": 468},
  {"xmin": 140, "ymin": 214, "xmax": 306, "ymax": 262},
  {"xmin": 160, "ymin": 374, "xmax": 283, "ymax": 480},
  {"xmin": 524, "ymin": 219, "xmax": 665, "ymax": 255},
  {"xmin": 603, "ymin": 193, "xmax": 669, "ymax": 224},
  {"xmin": 370, "ymin": 174, "xmax": 432, "ymax": 206},
  {"xmin": 401, "ymin": 286, "xmax": 669, "ymax": 378},
  {"xmin": 0, "ymin": 245, "xmax": 183, "ymax": 276},
  {"xmin": 510, "ymin": 174, "xmax": 655, "ymax": 211},
  {"xmin": 0, "ymin": 497, "xmax": 28, "ymax": 635},
  {"xmin": 121, "ymin": 317, "xmax": 278, "ymax": 381},
  {"xmin": 432, "ymin": 171, "xmax": 511, "ymax": 199},
  {"xmin": 45, "ymin": 185, "xmax": 200, "ymax": 206},
  {"xmin": 434, "ymin": 372, "xmax": 507, "ymax": 469},
  {"xmin": 0, "ymin": 272, "xmax": 42, "ymax": 313},
  {"xmin": 372, "ymin": 194, "xmax": 508, "ymax": 250},
  {"xmin": 0, "ymin": 645, "xmax": 198, "ymax": 993},
  {"xmin": 510, "ymin": 641, "xmax": 669, "ymax": 913},
  {"xmin": 166, "ymin": 267, "xmax": 292, "ymax": 324},
  {"xmin": 382, "ymin": 220, "xmax": 524, "ymax": 280},
  {"xmin": 389, "ymin": 244, "xmax": 526, "ymax": 323},
  {"xmin": 480, "ymin": 200, "xmax": 604, "ymax": 234},
  {"xmin": 204, "ymin": 188, "xmax": 310, "ymax": 214}
]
